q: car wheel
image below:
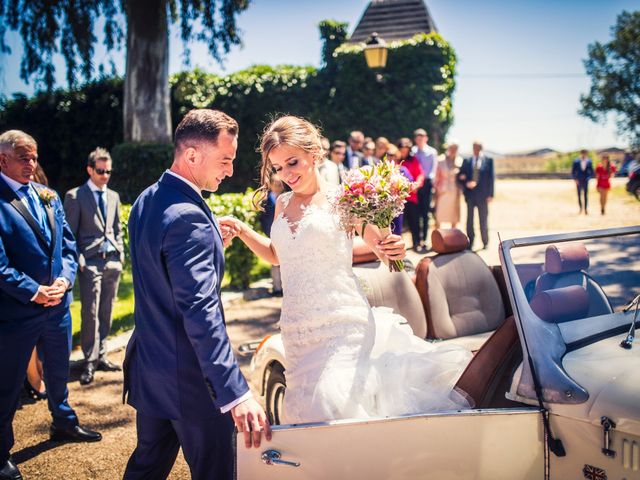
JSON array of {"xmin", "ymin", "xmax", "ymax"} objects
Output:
[{"xmin": 265, "ymin": 363, "xmax": 286, "ymax": 425}]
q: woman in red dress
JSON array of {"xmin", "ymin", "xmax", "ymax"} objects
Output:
[{"xmin": 595, "ymin": 154, "xmax": 617, "ymax": 214}]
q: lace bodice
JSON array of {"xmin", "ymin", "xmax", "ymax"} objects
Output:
[{"xmin": 270, "ymin": 191, "xmax": 372, "ymax": 351}]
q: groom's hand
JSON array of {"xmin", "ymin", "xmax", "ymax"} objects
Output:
[
  {"xmin": 231, "ymin": 397, "xmax": 272, "ymax": 448},
  {"xmin": 219, "ymin": 216, "xmax": 242, "ymax": 248}
]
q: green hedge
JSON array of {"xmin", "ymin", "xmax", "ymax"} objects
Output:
[
  {"xmin": 1, "ymin": 31, "xmax": 457, "ymax": 199},
  {"xmin": 110, "ymin": 142, "xmax": 173, "ymax": 203},
  {"xmin": 119, "ymin": 189, "xmax": 261, "ymax": 289}
]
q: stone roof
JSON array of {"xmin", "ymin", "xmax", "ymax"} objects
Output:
[{"xmin": 347, "ymin": 0, "xmax": 438, "ymax": 45}]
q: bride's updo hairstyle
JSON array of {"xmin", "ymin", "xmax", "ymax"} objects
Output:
[{"xmin": 254, "ymin": 115, "xmax": 325, "ymax": 210}]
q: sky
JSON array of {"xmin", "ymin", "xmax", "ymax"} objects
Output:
[{"xmin": 0, "ymin": 0, "xmax": 637, "ymax": 154}]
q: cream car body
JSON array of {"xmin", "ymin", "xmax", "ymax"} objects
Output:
[{"xmin": 240, "ymin": 226, "xmax": 640, "ymax": 480}]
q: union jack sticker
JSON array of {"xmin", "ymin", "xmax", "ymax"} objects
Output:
[{"xmin": 583, "ymin": 464, "xmax": 607, "ymax": 480}]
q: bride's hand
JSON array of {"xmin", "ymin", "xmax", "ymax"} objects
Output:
[
  {"xmin": 219, "ymin": 216, "xmax": 243, "ymax": 248},
  {"xmin": 376, "ymin": 233, "xmax": 406, "ymax": 261}
]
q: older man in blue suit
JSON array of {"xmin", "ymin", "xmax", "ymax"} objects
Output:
[
  {"xmin": 0, "ymin": 130, "xmax": 101, "ymax": 480},
  {"xmin": 123, "ymin": 110, "xmax": 270, "ymax": 480}
]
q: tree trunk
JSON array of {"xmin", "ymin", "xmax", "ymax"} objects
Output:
[{"xmin": 123, "ymin": 0, "xmax": 172, "ymax": 143}]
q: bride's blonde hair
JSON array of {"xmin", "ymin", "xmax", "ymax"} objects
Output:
[{"xmin": 254, "ymin": 115, "xmax": 325, "ymax": 210}]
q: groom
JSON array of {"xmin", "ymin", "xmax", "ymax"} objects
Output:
[{"xmin": 123, "ymin": 109, "xmax": 270, "ymax": 480}]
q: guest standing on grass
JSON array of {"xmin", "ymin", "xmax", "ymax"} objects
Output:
[
  {"xmin": 571, "ymin": 149, "xmax": 594, "ymax": 215},
  {"xmin": 0, "ymin": 130, "xmax": 101, "ymax": 480},
  {"xmin": 64, "ymin": 147, "xmax": 124, "ymax": 386},
  {"xmin": 595, "ymin": 154, "xmax": 616, "ymax": 215}
]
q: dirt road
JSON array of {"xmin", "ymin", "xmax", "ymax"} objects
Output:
[{"xmin": 11, "ymin": 178, "xmax": 640, "ymax": 479}]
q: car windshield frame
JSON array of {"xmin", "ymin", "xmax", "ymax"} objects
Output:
[{"xmin": 499, "ymin": 225, "xmax": 640, "ymax": 405}]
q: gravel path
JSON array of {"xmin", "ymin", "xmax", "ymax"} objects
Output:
[{"xmin": 11, "ymin": 178, "xmax": 639, "ymax": 479}]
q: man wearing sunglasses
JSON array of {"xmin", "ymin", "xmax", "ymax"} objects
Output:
[{"xmin": 64, "ymin": 147, "xmax": 124, "ymax": 385}]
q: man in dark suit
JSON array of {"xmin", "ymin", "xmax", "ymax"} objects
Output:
[
  {"xmin": 64, "ymin": 147, "xmax": 124, "ymax": 385},
  {"xmin": 343, "ymin": 130, "xmax": 366, "ymax": 170},
  {"xmin": 458, "ymin": 141, "xmax": 495, "ymax": 250},
  {"xmin": 0, "ymin": 130, "xmax": 101, "ymax": 480},
  {"xmin": 571, "ymin": 149, "xmax": 594, "ymax": 214},
  {"xmin": 123, "ymin": 110, "xmax": 270, "ymax": 480}
]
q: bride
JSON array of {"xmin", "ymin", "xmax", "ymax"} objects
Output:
[{"xmin": 221, "ymin": 116, "xmax": 472, "ymax": 424}]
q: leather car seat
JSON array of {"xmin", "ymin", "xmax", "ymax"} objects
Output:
[{"xmin": 415, "ymin": 229, "xmax": 507, "ymax": 350}]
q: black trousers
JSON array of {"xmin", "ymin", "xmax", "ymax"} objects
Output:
[
  {"xmin": 404, "ymin": 202, "xmax": 421, "ymax": 249},
  {"xmin": 465, "ymin": 197, "xmax": 489, "ymax": 248},
  {"xmin": 417, "ymin": 180, "xmax": 433, "ymax": 244},
  {"xmin": 576, "ymin": 181, "xmax": 589, "ymax": 211},
  {"xmin": 124, "ymin": 411, "xmax": 235, "ymax": 480}
]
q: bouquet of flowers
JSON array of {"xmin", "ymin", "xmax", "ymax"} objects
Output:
[{"xmin": 333, "ymin": 160, "xmax": 414, "ymax": 271}]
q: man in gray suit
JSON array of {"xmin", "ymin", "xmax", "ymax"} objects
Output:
[{"xmin": 64, "ymin": 147, "xmax": 124, "ymax": 385}]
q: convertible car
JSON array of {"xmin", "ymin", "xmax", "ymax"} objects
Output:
[{"xmin": 237, "ymin": 226, "xmax": 640, "ymax": 480}]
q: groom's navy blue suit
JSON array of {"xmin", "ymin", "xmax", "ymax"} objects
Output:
[
  {"xmin": 0, "ymin": 174, "xmax": 78, "ymax": 464},
  {"xmin": 123, "ymin": 172, "xmax": 249, "ymax": 479}
]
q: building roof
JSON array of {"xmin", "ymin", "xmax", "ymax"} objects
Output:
[{"xmin": 347, "ymin": 0, "xmax": 437, "ymax": 45}]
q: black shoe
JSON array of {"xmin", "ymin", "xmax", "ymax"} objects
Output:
[
  {"xmin": 23, "ymin": 379, "xmax": 47, "ymax": 401},
  {"xmin": 0, "ymin": 458, "xmax": 22, "ymax": 480},
  {"xmin": 272, "ymin": 289, "xmax": 283, "ymax": 297},
  {"xmin": 96, "ymin": 358, "xmax": 122, "ymax": 372},
  {"xmin": 79, "ymin": 364, "xmax": 95, "ymax": 385},
  {"xmin": 50, "ymin": 424, "xmax": 102, "ymax": 443}
]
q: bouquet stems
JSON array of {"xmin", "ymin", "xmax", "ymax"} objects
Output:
[{"xmin": 378, "ymin": 225, "xmax": 405, "ymax": 272}]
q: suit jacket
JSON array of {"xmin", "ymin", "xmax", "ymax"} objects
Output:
[
  {"xmin": 571, "ymin": 158, "xmax": 594, "ymax": 183},
  {"xmin": 259, "ymin": 192, "xmax": 277, "ymax": 237},
  {"xmin": 64, "ymin": 183, "xmax": 124, "ymax": 267},
  {"xmin": 458, "ymin": 155, "xmax": 495, "ymax": 201},
  {"xmin": 0, "ymin": 175, "xmax": 77, "ymax": 323},
  {"xmin": 123, "ymin": 172, "xmax": 249, "ymax": 421},
  {"xmin": 343, "ymin": 147, "xmax": 367, "ymax": 170}
]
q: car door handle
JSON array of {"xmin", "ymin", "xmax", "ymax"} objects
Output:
[{"xmin": 261, "ymin": 449, "xmax": 301, "ymax": 467}]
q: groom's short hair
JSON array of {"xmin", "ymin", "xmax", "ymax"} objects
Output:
[{"xmin": 174, "ymin": 109, "xmax": 238, "ymax": 152}]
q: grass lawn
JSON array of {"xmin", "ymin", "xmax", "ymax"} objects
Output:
[{"xmin": 69, "ymin": 258, "xmax": 271, "ymax": 346}]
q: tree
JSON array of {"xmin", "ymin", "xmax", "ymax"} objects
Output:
[
  {"xmin": 0, "ymin": 0, "xmax": 249, "ymax": 143},
  {"xmin": 580, "ymin": 10, "xmax": 640, "ymax": 147}
]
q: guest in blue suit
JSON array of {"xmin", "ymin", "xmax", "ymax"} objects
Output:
[
  {"xmin": 0, "ymin": 130, "xmax": 101, "ymax": 480},
  {"xmin": 571, "ymin": 149, "xmax": 594, "ymax": 214},
  {"xmin": 123, "ymin": 110, "xmax": 270, "ymax": 480},
  {"xmin": 457, "ymin": 141, "xmax": 495, "ymax": 250}
]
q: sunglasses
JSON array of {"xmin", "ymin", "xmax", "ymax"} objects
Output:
[{"xmin": 94, "ymin": 168, "xmax": 112, "ymax": 175}]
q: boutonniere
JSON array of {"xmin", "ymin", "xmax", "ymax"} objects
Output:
[{"xmin": 38, "ymin": 188, "xmax": 57, "ymax": 207}]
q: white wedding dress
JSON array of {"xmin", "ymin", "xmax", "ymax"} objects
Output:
[{"xmin": 271, "ymin": 191, "xmax": 473, "ymax": 424}]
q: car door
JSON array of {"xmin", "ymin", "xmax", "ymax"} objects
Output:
[{"xmin": 237, "ymin": 408, "xmax": 544, "ymax": 479}]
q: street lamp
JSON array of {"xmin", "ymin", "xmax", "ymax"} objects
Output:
[{"xmin": 364, "ymin": 32, "xmax": 388, "ymax": 69}]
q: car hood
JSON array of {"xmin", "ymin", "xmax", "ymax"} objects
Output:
[{"xmin": 553, "ymin": 335, "xmax": 640, "ymax": 436}]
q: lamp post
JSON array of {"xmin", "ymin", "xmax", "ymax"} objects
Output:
[{"xmin": 364, "ymin": 32, "xmax": 387, "ymax": 82}]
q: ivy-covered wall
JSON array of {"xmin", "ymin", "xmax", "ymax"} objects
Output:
[{"xmin": 0, "ymin": 31, "xmax": 456, "ymax": 201}]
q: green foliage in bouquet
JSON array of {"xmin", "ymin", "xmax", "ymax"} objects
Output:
[{"xmin": 205, "ymin": 189, "xmax": 261, "ymax": 289}]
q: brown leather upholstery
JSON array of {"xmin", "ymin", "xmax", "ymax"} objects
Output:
[
  {"xmin": 530, "ymin": 285, "xmax": 589, "ymax": 323},
  {"xmin": 352, "ymin": 249, "xmax": 379, "ymax": 265},
  {"xmin": 431, "ymin": 228, "xmax": 470, "ymax": 254},
  {"xmin": 455, "ymin": 316, "xmax": 520, "ymax": 408},
  {"xmin": 544, "ymin": 242, "xmax": 589, "ymax": 274}
]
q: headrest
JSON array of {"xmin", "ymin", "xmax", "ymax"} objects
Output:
[
  {"xmin": 431, "ymin": 228, "xmax": 469, "ymax": 254},
  {"xmin": 544, "ymin": 242, "xmax": 589, "ymax": 274},
  {"xmin": 530, "ymin": 285, "xmax": 589, "ymax": 323}
]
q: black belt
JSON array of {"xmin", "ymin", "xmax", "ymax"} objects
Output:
[{"xmin": 99, "ymin": 251, "xmax": 120, "ymax": 260}]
